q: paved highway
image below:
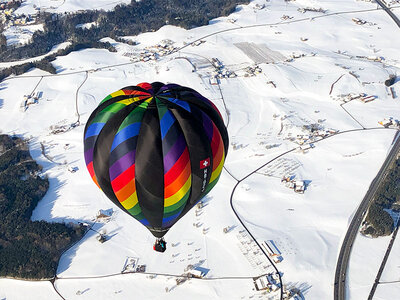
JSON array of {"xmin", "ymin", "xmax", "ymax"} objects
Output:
[
  {"xmin": 334, "ymin": 131, "xmax": 400, "ymax": 300},
  {"xmin": 368, "ymin": 225, "xmax": 400, "ymax": 299},
  {"xmin": 375, "ymin": 0, "xmax": 400, "ymax": 28}
]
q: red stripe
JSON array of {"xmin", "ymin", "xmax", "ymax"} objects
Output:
[
  {"xmin": 122, "ymin": 89, "xmax": 151, "ymax": 97},
  {"xmin": 164, "ymin": 148, "xmax": 189, "ymax": 186},
  {"xmin": 210, "ymin": 101, "xmax": 223, "ymax": 120},
  {"xmin": 137, "ymin": 82, "xmax": 153, "ymax": 91},
  {"xmin": 87, "ymin": 161, "xmax": 95, "ymax": 178},
  {"xmin": 111, "ymin": 164, "xmax": 135, "ymax": 192},
  {"xmin": 212, "ymin": 133, "xmax": 224, "ymax": 171},
  {"xmin": 210, "ymin": 122, "xmax": 221, "ymax": 157}
]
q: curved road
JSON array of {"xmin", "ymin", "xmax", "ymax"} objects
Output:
[
  {"xmin": 334, "ymin": 1, "xmax": 400, "ymax": 299},
  {"xmin": 375, "ymin": 0, "xmax": 400, "ymax": 28},
  {"xmin": 334, "ymin": 131, "xmax": 400, "ymax": 300}
]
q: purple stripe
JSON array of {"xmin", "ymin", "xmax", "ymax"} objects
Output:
[
  {"xmin": 109, "ymin": 150, "xmax": 136, "ymax": 181},
  {"xmin": 163, "ymin": 134, "xmax": 186, "ymax": 174},
  {"xmin": 84, "ymin": 148, "xmax": 94, "ymax": 165},
  {"xmin": 202, "ymin": 112, "xmax": 213, "ymax": 141},
  {"xmin": 160, "ymin": 84, "xmax": 180, "ymax": 92}
]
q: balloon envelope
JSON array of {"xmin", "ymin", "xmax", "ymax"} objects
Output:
[{"xmin": 84, "ymin": 82, "xmax": 228, "ymax": 237}]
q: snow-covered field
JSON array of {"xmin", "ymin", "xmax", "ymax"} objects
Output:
[
  {"xmin": 15, "ymin": 0, "xmax": 132, "ymax": 14},
  {"xmin": 3, "ymin": 23, "xmax": 44, "ymax": 46},
  {"xmin": 1, "ymin": 0, "xmax": 400, "ymax": 299}
]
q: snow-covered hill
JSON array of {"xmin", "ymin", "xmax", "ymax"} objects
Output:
[{"xmin": 1, "ymin": 0, "xmax": 400, "ymax": 299}]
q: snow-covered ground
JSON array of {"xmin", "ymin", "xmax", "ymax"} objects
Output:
[
  {"xmin": 1, "ymin": 0, "xmax": 400, "ymax": 299},
  {"xmin": 15, "ymin": 0, "xmax": 132, "ymax": 15},
  {"xmin": 348, "ymin": 233, "xmax": 392, "ymax": 299},
  {"xmin": 3, "ymin": 23, "xmax": 44, "ymax": 46}
]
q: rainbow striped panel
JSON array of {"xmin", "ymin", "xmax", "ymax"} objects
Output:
[
  {"xmin": 109, "ymin": 99, "xmax": 152, "ymax": 224},
  {"xmin": 156, "ymin": 99, "xmax": 191, "ymax": 227}
]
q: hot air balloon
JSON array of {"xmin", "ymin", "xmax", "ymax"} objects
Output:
[{"xmin": 84, "ymin": 82, "xmax": 228, "ymax": 251}]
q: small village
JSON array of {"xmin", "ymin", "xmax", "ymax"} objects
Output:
[{"xmin": 0, "ymin": 0, "xmax": 38, "ymax": 26}]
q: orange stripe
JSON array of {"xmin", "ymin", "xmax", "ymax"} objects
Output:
[
  {"xmin": 115, "ymin": 180, "xmax": 136, "ymax": 202},
  {"xmin": 164, "ymin": 162, "xmax": 191, "ymax": 198},
  {"xmin": 91, "ymin": 175, "xmax": 100, "ymax": 188},
  {"xmin": 111, "ymin": 164, "xmax": 135, "ymax": 192}
]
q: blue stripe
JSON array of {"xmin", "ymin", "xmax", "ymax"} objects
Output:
[
  {"xmin": 84, "ymin": 123, "xmax": 104, "ymax": 139},
  {"xmin": 111, "ymin": 123, "xmax": 141, "ymax": 151},
  {"xmin": 139, "ymin": 218, "xmax": 150, "ymax": 226},
  {"xmin": 160, "ymin": 111, "xmax": 175, "ymax": 139},
  {"xmin": 167, "ymin": 98, "xmax": 191, "ymax": 112},
  {"xmin": 162, "ymin": 211, "xmax": 182, "ymax": 227}
]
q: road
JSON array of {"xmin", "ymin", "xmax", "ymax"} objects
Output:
[
  {"xmin": 368, "ymin": 225, "xmax": 400, "ymax": 299},
  {"xmin": 375, "ymin": 0, "xmax": 400, "ymax": 28},
  {"xmin": 334, "ymin": 131, "xmax": 400, "ymax": 300}
]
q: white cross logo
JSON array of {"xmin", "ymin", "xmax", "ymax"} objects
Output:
[{"xmin": 203, "ymin": 160, "xmax": 209, "ymax": 167}]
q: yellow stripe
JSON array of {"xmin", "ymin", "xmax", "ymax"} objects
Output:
[
  {"xmin": 117, "ymin": 97, "xmax": 144, "ymax": 106},
  {"xmin": 164, "ymin": 176, "xmax": 191, "ymax": 207},
  {"xmin": 110, "ymin": 90, "xmax": 125, "ymax": 98},
  {"xmin": 121, "ymin": 191, "xmax": 138, "ymax": 210},
  {"xmin": 210, "ymin": 153, "xmax": 225, "ymax": 183}
]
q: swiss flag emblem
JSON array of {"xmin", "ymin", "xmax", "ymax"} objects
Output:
[{"xmin": 200, "ymin": 158, "xmax": 210, "ymax": 169}]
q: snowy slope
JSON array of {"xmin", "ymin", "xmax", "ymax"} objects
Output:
[{"xmin": 1, "ymin": 0, "xmax": 400, "ymax": 299}]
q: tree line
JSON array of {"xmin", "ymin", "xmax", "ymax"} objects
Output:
[
  {"xmin": 0, "ymin": 135, "xmax": 86, "ymax": 279},
  {"xmin": 0, "ymin": 0, "xmax": 249, "ymax": 63},
  {"xmin": 362, "ymin": 156, "xmax": 400, "ymax": 237}
]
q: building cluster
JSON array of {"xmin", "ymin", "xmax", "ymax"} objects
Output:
[
  {"xmin": 236, "ymin": 230, "xmax": 274, "ymax": 274},
  {"xmin": 253, "ymin": 272, "xmax": 281, "ymax": 293},
  {"xmin": 281, "ymin": 15, "xmax": 293, "ymax": 21},
  {"xmin": 352, "ymin": 17, "xmax": 367, "ymax": 25},
  {"xmin": 262, "ymin": 240, "xmax": 283, "ymax": 263},
  {"xmin": 289, "ymin": 123, "xmax": 337, "ymax": 146},
  {"xmin": 49, "ymin": 121, "xmax": 79, "ymax": 135},
  {"xmin": 209, "ymin": 57, "xmax": 237, "ymax": 83},
  {"xmin": 20, "ymin": 91, "xmax": 42, "ymax": 111},
  {"xmin": 243, "ymin": 65, "xmax": 262, "ymax": 77},
  {"xmin": 378, "ymin": 0, "xmax": 400, "ymax": 7},
  {"xmin": 122, "ymin": 257, "xmax": 146, "ymax": 273},
  {"xmin": 1, "ymin": 1, "xmax": 37, "ymax": 26},
  {"xmin": 356, "ymin": 55, "xmax": 383, "ymax": 62},
  {"xmin": 122, "ymin": 39, "xmax": 178, "ymax": 62},
  {"xmin": 285, "ymin": 52, "xmax": 317, "ymax": 63},
  {"xmin": 183, "ymin": 265, "xmax": 208, "ymax": 278},
  {"xmin": 96, "ymin": 209, "xmax": 113, "ymax": 222},
  {"xmin": 378, "ymin": 117, "xmax": 400, "ymax": 128},
  {"xmin": 190, "ymin": 39, "xmax": 205, "ymax": 47},
  {"xmin": 332, "ymin": 92, "xmax": 376, "ymax": 104},
  {"xmin": 297, "ymin": 7, "xmax": 326, "ymax": 14},
  {"xmin": 252, "ymin": 3, "xmax": 266, "ymax": 10},
  {"xmin": 281, "ymin": 176, "xmax": 306, "ymax": 194}
]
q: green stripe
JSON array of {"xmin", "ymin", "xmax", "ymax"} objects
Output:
[
  {"xmin": 205, "ymin": 174, "xmax": 221, "ymax": 194},
  {"xmin": 91, "ymin": 111, "xmax": 116, "ymax": 124},
  {"xmin": 127, "ymin": 204, "xmax": 144, "ymax": 218},
  {"xmin": 155, "ymin": 97, "xmax": 168, "ymax": 119},
  {"xmin": 163, "ymin": 189, "xmax": 190, "ymax": 216},
  {"xmin": 100, "ymin": 94, "xmax": 113, "ymax": 104},
  {"xmin": 116, "ymin": 102, "xmax": 149, "ymax": 133},
  {"xmin": 102, "ymin": 103, "xmax": 127, "ymax": 112}
]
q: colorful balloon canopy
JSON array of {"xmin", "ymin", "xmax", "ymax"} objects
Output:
[{"xmin": 84, "ymin": 82, "xmax": 229, "ymax": 238}]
